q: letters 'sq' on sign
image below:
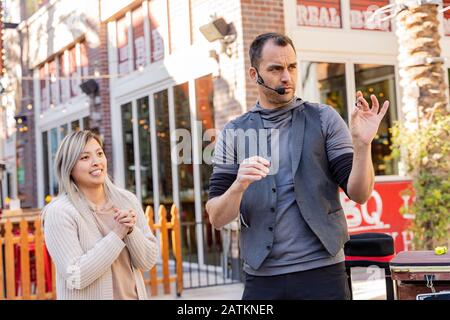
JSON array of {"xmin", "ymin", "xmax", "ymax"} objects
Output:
[{"xmin": 297, "ymin": 0, "xmax": 342, "ymax": 29}]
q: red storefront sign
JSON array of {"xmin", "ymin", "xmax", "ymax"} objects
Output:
[
  {"xmin": 297, "ymin": 0, "xmax": 342, "ymax": 28},
  {"xmin": 341, "ymin": 180, "xmax": 414, "ymax": 253},
  {"xmin": 350, "ymin": 0, "xmax": 391, "ymax": 31},
  {"xmin": 444, "ymin": 1, "xmax": 450, "ymax": 36}
]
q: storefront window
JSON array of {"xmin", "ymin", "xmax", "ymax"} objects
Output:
[
  {"xmin": 296, "ymin": 0, "xmax": 342, "ymax": 29},
  {"xmin": 117, "ymin": 16, "xmax": 130, "ymax": 75},
  {"xmin": 354, "ymin": 64, "xmax": 398, "ymax": 175},
  {"xmin": 137, "ymin": 96, "xmax": 154, "ymax": 207},
  {"xmin": 48, "ymin": 59, "xmax": 59, "ymax": 106},
  {"xmin": 60, "ymin": 124, "xmax": 68, "ymax": 140},
  {"xmin": 50, "ymin": 127, "xmax": 58, "ymax": 195},
  {"xmin": 42, "ymin": 131, "xmax": 50, "ymax": 199},
  {"xmin": 132, "ymin": 6, "xmax": 146, "ymax": 69},
  {"xmin": 301, "ymin": 62, "xmax": 348, "ymax": 123},
  {"xmin": 174, "ymin": 83, "xmax": 196, "ymax": 259},
  {"xmin": 196, "ymin": 75, "xmax": 215, "ymax": 209},
  {"xmin": 121, "ymin": 102, "xmax": 136, "ymax": 193},
  {"xmin": 174, "ymin": 83, "xmax": 195, "ymax": 220},
  {"xmin": 71, "ymin": 120, "xmax": 80, "ymax": 132},
  {"xmin": 154, "ymin": 90, "xmax": 173, "ymax": 206},
  {"xmin": 195, "ymin": 74, "xmax": 221, "ymax": 265},
  {"xmin": 39, "ymin": 65, "xmax": 48, "ymax": 111}
]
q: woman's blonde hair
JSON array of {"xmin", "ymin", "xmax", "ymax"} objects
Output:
[{"xmin": 43, "ymin": 130, "xmax": 137, "ymax": 219}]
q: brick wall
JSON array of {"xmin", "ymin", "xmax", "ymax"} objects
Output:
[
  {"xmin": 17, "ymin": 26, "xmax": 37, "ymax": 208},
  {"xmin": 87, "ymin": 22, "xmax": 114, "ymax": 177},
  {"xmin": 240, "ymin": 0, "xmax": 285, "ymax": 110}
]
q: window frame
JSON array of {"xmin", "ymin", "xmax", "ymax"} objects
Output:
[{"xmin": 297, "ymin": 55, "xmax": 403, "ymax": 181}]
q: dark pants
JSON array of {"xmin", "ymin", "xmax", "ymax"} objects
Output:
[{"xmin": 242, "ymin": 262, "xmax": 351, "ymax": 300}]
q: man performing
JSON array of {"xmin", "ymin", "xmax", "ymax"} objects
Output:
[{"xmin": 206, "ymin": 33, "xmax": 389, "ymax": 300}]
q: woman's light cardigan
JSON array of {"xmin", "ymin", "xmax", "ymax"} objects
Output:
[{"xmin": 42, "ymin": 194, "xmax": 159, "ymax": 300}]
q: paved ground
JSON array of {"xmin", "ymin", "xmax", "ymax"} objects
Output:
[{"xmin": 151, "ymin": 267, "xmax": 390, "ymax": 300}]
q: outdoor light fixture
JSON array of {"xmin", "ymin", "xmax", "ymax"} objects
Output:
[
  {"xmin": 14, "ymin": 115, "xmax": 27, "ymax": 125},
  {"xmin": 80, "ymin": 79, "xmax": 99, "ymax": 95},
  {"xmin": 199, "ymin": 17, "xmax": 237, "ymax": 57}
]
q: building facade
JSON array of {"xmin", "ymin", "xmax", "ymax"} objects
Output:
[
  {"xmin": 14, "ymin": 0, "xmax": 450, "ymax": 271},
  {"xmin": 286, "ymin": 0, "xmax": 450, "ymax": 252},
  {"xmin": 100, "ymin": 0, "xmax": 285, "ymax": 268},
  {"xmin": 17, "ymin": 0, "xmax": 112, "ymax": 207}
]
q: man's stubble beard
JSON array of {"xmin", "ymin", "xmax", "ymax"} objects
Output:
[{"xmin": 267, "ymin": 91, "xmax": 296, "ymax": 107}]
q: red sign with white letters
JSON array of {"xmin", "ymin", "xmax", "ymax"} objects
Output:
[
  {"xmin": 341, "ymin": 180, "xmax": 414, "ymax": 253},
  {"xmin": 444, "ymin": 1, "xmax": 450, "ymax": 35},
  {"xmin": 297, "ymin": 0, "xmax": 342, "ymax": 28},
  {"xmin": 350, "ymin": 0, "xmax": 391, "ymax": 31}
]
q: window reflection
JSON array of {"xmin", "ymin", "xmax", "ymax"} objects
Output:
[
  {"xmin": 174, "ymin": 83, "xmax": 195, "ymax": 219},
  {"xmin": 121, "ymin": 102, "xmax": 136, "ymax": 193},
  {"xmin": 196, "ymin": 75, "xmax": 215, "ymax": 217},
  {"xmin": 154, "ymin": 90, "xmax": 173, "ymax": 205},
  {"xmin": 137, "ymin": 96, "xmax": 154, "ymax": 207},
  {"xmin": 195, "ymin": 74, "xmax": 221, "ymax": 266},
  {"xmin": 60, "ymin": 124, "xmax": 68, "ymax": 140},
  {"xmin": 354, "ymin": 64, "xmax": 398, "ymax": 175},
  {"xmin": 174, "ymin": 83, "xmax": 196, "ymax": 260},
  {"xmin": 301, "ymin": 62, "xmax": 348, "ymax": 123},
  {"xmin": 71, "ymin": 120, "xmax": 80, "ymax": 132}
]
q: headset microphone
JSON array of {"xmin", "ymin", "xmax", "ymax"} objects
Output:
[{"xmin": 256, "ymin": 72, "xmax": 286, "ymax": 95}]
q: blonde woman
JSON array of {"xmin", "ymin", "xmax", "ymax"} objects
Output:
[{"xmin": 42, "ymin": 130, "xmax": 158, "ymax": 300}]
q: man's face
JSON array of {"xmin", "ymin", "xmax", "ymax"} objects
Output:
[{"xmin": 251, "ymin": 40, "xmax": 298, "ymax": 106}]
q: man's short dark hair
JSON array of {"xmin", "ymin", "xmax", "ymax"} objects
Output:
[{"xmin": 249, "ymin": 33, "xmax": 296, "ymax": 68}]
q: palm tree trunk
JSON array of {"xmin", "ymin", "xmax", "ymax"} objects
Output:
[
  {"xmin": 396, "ymin": 2, "xmax": 448, "ymax": 130},
  {"xmin": 395, "ymin": 1, "xmax": 450, "ymax": 249}
]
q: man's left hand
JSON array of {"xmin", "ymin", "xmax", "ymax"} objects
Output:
[{"xmin": 351, "ymin": 91, "xmax": 390, "ymax": 146}]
